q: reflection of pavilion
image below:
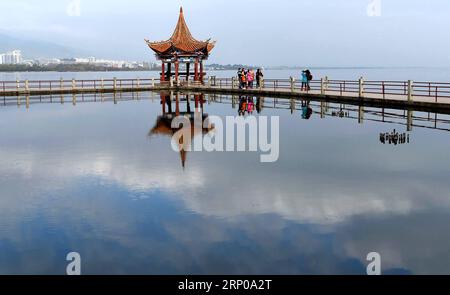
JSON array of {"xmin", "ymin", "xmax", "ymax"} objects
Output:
[{"xmin": 150, "ymin": 92, "xmax": 213, "ymax": 169}]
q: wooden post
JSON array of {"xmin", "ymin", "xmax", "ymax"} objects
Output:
[
  {"xmin": 113, "ymin": 77, "xmax": 117, "ymax": 91},
  {"xmin": 321, "ymin": 78, "xmax": 325, "ymax": 95},
  {"xmin": 25, "ymin": 80, "xmax": 29, "ymax": 92},
  {"xmin": 260, "ymin": 78, "xmax": 264, "ymax": 90},
  {"xmin": 290, "ymin": 99, "xmax": 295, "ymax": 114},
  {"xmin": 170, "ymin": 75, "xmax": 174, "ymax": 87},
  {"xmin": 408, "ymin": 80, "xmax": 413, "ymax": 102},
  {"xmin": 358, "ymin": 106, "xmax": 364, "ymax": 124},
  {"xmin": 320, "ymin": 101, "xmax": 325, "ymax": 118},
  {"xmin": 407, "ymin": 110, "xmax": 413, "ymax": 131},
  {"xmin": 72, "ymin": 79, "xmax": 76, "ymax": 91},
  {"xmin": 152, "ymin": 78, "xmax": 155, "ymax": 87},
  {"xmin": 16, "ymin": 80, "xmax": 20, "ymax": 92},
  {"xmin": 359, "ymin": 77, "xmax": 364, "ymax": 98},
  {"xmin": 290, "ymin": 77, "xmax": 295, "ymax": 92},
  {"xmin": 137, "ymin": 78, "xmax": 140, "ymax": 89},
  {"xmin": 101, "ymin": 78, "xmax": 104, "ymax": 91},
  {"xmin": 60, "ymin": 78, "xmax": 64, "ymax": 91}
]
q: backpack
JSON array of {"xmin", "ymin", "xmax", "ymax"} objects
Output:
[{"xmin": 308, "ymin": 74, "xmax": 313, "ymax": 81}]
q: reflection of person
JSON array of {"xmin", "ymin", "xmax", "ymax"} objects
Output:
[
  {"xmin": 256, "ymin": 97, "xmax": 263, "ymax": 114},
  {"xmin": 301, "ymin": 101, "xmax": 313, "ymax": 119},
  {"xmin": 247, "ymin": 97, "xmax": 254, "ymax": 114},
  {"xmin": 238, "ymin": 96, "xmax": 247, "ymax": 116}
]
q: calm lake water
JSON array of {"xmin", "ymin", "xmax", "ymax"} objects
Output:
[{"xmin": 1, "ymin": 90, "xmax": 450, "ymax": 275}]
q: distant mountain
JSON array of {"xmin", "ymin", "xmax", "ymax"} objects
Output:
[{"xmin": 0, "ymin": 33, "xmax": 89, "ymax": 59}]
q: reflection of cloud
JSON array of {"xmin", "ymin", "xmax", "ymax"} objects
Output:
[
  {"xmin": 1, "ymin": 136, "xmax": 450, "ymax": 226},
  {"xmin": 336, "ymin": 211, "xmax": 450, "ymax": 274}
]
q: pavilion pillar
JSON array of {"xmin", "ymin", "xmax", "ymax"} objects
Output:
[
  {"xmin": 200, "ymin": 60, "xmax": 204, "ymax": 83},
  {"xmin": 195, "ymin": 94, "xmax": 199, "ymax": 109},
  {"xmin": 175, "ymin": 59, "xmax": 179, "ymax": 84},
  {"xmin": 194, "ymin": 58, "xmax": 199, "ymax": 82},
  {"xmin": 168, "ymin": 63, "xmax": 172, "ymax": 80},
  {"xmin": 161, "ymin": 62, "xmax": 165, "ymax": 82},
  {"xmin": 186, "ymin": 63, "xmax": 190, "ymax": 82}
]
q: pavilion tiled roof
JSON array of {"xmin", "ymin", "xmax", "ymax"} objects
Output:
[{"xmin": 145, "ymin": 7, "xmax": 215, "ymax": 56}]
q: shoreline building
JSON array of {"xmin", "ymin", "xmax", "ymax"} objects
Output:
[
  {"xmin": 0, "ymin": 50, "xmax": 22, "ymax": 65},
  {"xmin": 145, "ymin": 7, "xmax": 216, "ymax": 84}
]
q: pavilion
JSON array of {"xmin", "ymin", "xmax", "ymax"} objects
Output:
[{"xmin": 145, "ymin": 7, "xmax": 216, "ymax": 84}]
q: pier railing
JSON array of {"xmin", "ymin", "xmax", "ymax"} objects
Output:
[
  {"xmin": 208, "ymin": 77, "xmax": 450, "ymax": 103},
  {"xmin": 0, "ymin": 78, "xmax": 162, "ymax": 93},
  {"xmin": 2, "ymin": 76, "xmax": 450, "ymax": 105}
]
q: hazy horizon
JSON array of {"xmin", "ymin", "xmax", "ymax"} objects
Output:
[{"xmin": 1, "ymin": 0, "xmax": 449, "ymax": 67}]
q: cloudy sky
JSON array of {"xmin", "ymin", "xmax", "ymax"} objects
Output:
[{"xmin": 0, "ymin": 0, "xmax": 449, "ymax": 66}]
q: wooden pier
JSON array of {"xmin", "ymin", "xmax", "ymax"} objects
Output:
[{"xmin": 2, "ymin": 77, "xmax": 450, "ymax": 113}]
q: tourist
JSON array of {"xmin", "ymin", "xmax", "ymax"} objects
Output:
[
  {"xmin": 256, "ymin": 69, "xmax": 264, "ymax": 88},
  {"xmin": 305, "ymin": 69, "xmax": 312, "ymax": 90},
  {"xmin": 241, "ymin": 69, "xmax": 247, "ymax": 89},
  {"xmin": 251, "ymin": 70, "xmax": 255, "ymax": 88},
  {"xmin": 247, "ymin": 70, "xmax": 255, "ymax": 89},
  {"xmin": 301, "ymin": 70, "xmax": 308, "ymax": 91},
  {"xmin": 237, "ymin": 68, "xmax": 243, "ymax": 89}
]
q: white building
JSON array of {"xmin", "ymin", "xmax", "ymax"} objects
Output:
[
  {"xmin": 38, "ymin": 58, "xmax": 61, "ymax": 65},
  {"xmin": 1, "ymin": 50, "xmax": 22, "ymax": 64}
]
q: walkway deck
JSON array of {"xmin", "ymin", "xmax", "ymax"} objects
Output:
[{"xmin": 2, "ymin": 77, "xmax": 450, "ymax": 113}]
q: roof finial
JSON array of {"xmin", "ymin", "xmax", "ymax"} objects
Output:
[{"xmin": 180, "ymin": 7, "xmax": 183, "ymax": 14}]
